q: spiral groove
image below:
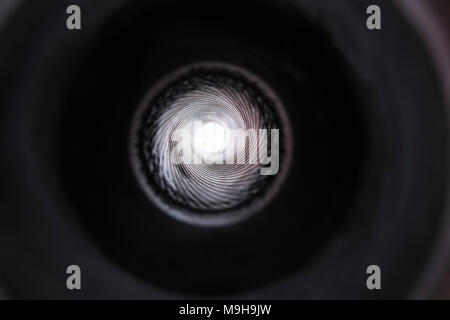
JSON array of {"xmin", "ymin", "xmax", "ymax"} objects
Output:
[{"xmin": 131, "ymin": 63, "xmax": 291, "ymax": 225}]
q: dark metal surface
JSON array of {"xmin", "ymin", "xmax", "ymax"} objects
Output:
[{"xmin": 0, "ymin": 0, "xmax": 448, "ymax": 299}]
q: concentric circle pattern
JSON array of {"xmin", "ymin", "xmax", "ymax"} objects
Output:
[{"xmin": 131, "ymin": 63, "xmax": 292, "ymax": 226}]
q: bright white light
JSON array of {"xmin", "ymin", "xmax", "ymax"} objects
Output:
[{"xmin": 193, "ymin": 121, "xmax": 228, "ymax": 154}]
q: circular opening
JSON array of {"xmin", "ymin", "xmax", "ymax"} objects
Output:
[
  {"xmin": 59, "ymin": 1, "xmax": 369, "ymax": 295},
  {"xmin": 129, "ymin": 63, "xmax": 293, "ymax": 226}
]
